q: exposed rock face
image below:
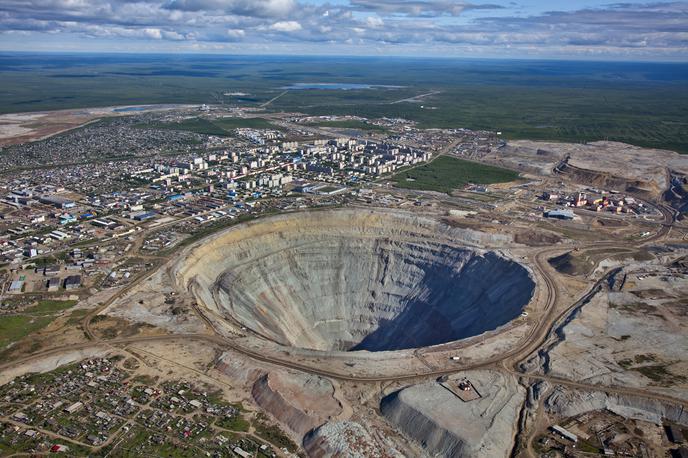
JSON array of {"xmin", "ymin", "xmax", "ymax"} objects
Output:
[
  {"xmin": 251, "ymin": 372, "xmax": 342, "ymax": 438},
  {"xmin": 496, "ymin": 140, "xmax": 688, "ymax": 198},
  {"xmin": 523, "ymin": 265, "xmax": 688, "ymax": 400},
  {"xmin": 303, "ymin": 421, "xmax": 400, "ymax": 458},
  {"xmin": 174, "ymin": 209, "xmax": 535, "ymax": 352},
  {"xmin": 545, "ymin": 387, "xmax": 688, "ymax": 426},
  {"xmin": 380, "ymin": 371, "xmax": 525, "ymax": 457}
]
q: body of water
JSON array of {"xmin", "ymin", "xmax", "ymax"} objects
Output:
[{"xmin": 281, "ymin": 83, "xmax": 402, "ymax": 90}]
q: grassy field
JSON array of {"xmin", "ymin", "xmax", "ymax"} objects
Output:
[
  {"xmin": 140, "ymin": 117, "xmax": 229, "ymax": 136},
  {"xmin": 137, "ymin": 116, "xmax": 280, "ymax": 136},
  {"xmin": 215, "ymin": 414, "xmax": 250, "ymax": 432},
  {"xmin": 253, "ymin": 413, "xmax": 298, "ymax": 453},
  {"xmin": 310, "ymin": 120, "xmax": 387, "ymax": 132},
  {"xmin": 25, "ymin": 299, "xmax": 78, "ymax": 314},
  {"xmin": 0, "ymin": 315, "xmax": 54, "ymax": 348},
  {"xmin": 392, "ymin": 155, "xmax": 520, "ymax": 193},
  {"xmin": 0, "ymin": 299, "xmax": 79, "ymax": 349},
  {"xmin": 213, "ymin": 117, "xmax": 278, "ymax": 130}
]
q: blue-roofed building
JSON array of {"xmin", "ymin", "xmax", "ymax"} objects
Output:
[
  {"xmin": 544, "ymin": 209, "xmax": 574, "ymax": 220},
  {"xmin": 167, "ymin": 194, "xmax": 185, "ymax": 202},
  {"xmin": 59, "ymin": 214, "xmax": 77, "ymax": 225},
  {"xmin": 132, "ymin": 211, "xmax": 156, "ymax": 221}
]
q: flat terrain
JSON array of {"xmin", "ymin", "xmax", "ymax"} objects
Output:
[
  {"xmin": 309, "ymin": 120, "xmax": 387, "ymax": 132},
  {"xmin": 0, "ymin": 105, "xmax": 192, "ymax": 147},
  {"xmin": 1, "ymin": 54, "xmax": 686, "ymax": 153},
  {"xmin": 138, "ymin": 116, "xmax": 279, "ymax": 136},
  {"xmin": 392, "ymin": 155, "xmax": 520, "ymax": 193},
  {"xmin": 0, "ymin": 315, "xmax": 53, "ymax": 348}
]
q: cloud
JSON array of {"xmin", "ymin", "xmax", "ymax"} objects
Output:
[
  {"xmin": 162, "ymin": 0, "xmax": 295, "ymax": 18},
  {"xmin": 0, "ymin": 0, "xmax": 686, "ymax": 58},
  {"xmin": 470, "ymin": 2, "xmax": 688, "ymax": 49},
  {"xmin": 348, "ymin": 0, "xmax": 503, "ymax": 17},
  {"xmin": 225, "ymin": 28, "xmax": 244, "ymax": 38},
  {"xmin": 269, "ymin": 20, "xmax": 301, "ymax": 32},
  {"xmin": 143, "ymin": 27, "xmax": 162, "ymax": 39},
  {"xmin": 365, "ymin": 16, "xmax": 384, "ymax": 28}
]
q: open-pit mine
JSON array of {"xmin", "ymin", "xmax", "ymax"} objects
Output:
[
  {"xmin": 3, "ymin": 114, "xmax": 688, "ymax": 458},
  {"xmin": 174, "ymin": 209, "xmax": 535, "ymax": 353}
]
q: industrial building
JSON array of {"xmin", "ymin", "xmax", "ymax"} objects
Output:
[
  {"xmin": 38, "ymin": 195, "xmax": 76, "ymax": 209},
  {"xmin": 64, "ymin": 275, "xmax": 82, "ymax": 290},
  {"xmin": 544, "ymin": 209, "xmax": 575, "ymax": 220},
  {"xmin": 551, "ymin": 425, "xmax": 578, "ymax": 443}
]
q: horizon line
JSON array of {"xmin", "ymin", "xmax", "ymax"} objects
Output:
[{"xmin": 0, "ymin": 50, "xmax": 687, "ymax": 65}]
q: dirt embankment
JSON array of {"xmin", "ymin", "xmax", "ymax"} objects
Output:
[
  {"xmin": 251, "ymin": 372, "xmax": 342, "ymax": 438},
  {"xmin": 380, "ymin": 370, "xmax": 525, "ymax": 458}
]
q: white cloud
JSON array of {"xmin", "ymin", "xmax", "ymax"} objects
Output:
[
  {"xmin": 365, "ymin": 16, "xmax": 384, "ymax": 28},
  {"xmin": 226, "ymin": 28, "xmax": 245, "ymax": 38},
  {"xmin": 348, "ymin": 0, "xmax": 502, "ymax": 17},
  {"xmin": 269, "ymin": 20, "xmax": 301, "ymax": 32},
  {"xmin": 0, "ymin": 0, "xmax": 686, "ymax": 58},
  {"xmin": 143, "ymin": 27, "xmax": 162, "ymax": 39},
  {"xmin": 163, "ymin": 0, "xmax": 295, "ymax": 18}
]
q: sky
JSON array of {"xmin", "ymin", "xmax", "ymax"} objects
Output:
[{"xmin": 0, "ymin": 1, "xmax": 686, "ymax": 60}]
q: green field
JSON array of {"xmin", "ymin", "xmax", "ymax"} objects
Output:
[
  {"xmin": 137, "ymin": 116, "xmax": 279, "ymax": 136},
  {"xmin": 310, "ymin": 120, "xmax": 387, "ymax": 132},
  {"xmin": 213, "ymin": 117, "xmax": 278, "ymax": 130},
  {"xmin": 392, "ymin": 155, "xmax": 520, "ymax": 193},
  {"xmin": 25, "ymin": 299, "xmax": 78, "ymax": 314},
  {"xmin": 0, "ymin": 299, "xmax": 79, "ymax": 349},
  {"xmin": 0, "ymin": 315, "xmax": 54, "ymax": 348},
  {"xmin": 216, "ymin": 414, "xmax": 250, "ymax": 432},
  {"xmin": 140, "ymin": 117, "xmax": 228, "ymax": 136}
]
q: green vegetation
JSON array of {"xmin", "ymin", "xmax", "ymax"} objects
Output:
[
  {"xmin": 635, "ymin": 365, "xmax": 687, "ymax": 383},
  {"xmin": 136, "ymin": 116, "xmax": 280, "ymax": 136},
  {"xmin": 1, "ymin": 56, "xmax": 687, "ymax": 152},
  {"xmin": 0, "ymin": 315, "xmax": 54, "ymax": 348},
  {"xmin": 253, "ymin": 414, "xmax": 298, "ymax": 453},
  {"xmin": 392, "ymin": 155, "xmax": 519, "ymax": 193},
  {"xmin": 608, "ymin": 301, "xmax": 657, "ymax": 314},
  {"xmin": 114, "ymin": 427, "xmax": 201, "ymax": 458},
  {"xmin": 71, "ymin": 238, "xmax": 99, "ymax": 247},
  {"xmin": 293, "ymin": 85, "xmax": 688, "ymax": 154},
  {"xmin": 577, "ymin": 441, "xmax": 601, "ymax": 454},
  {"xmin": 617, "ymin": 355, "xmax": 687, "ymax": 384},
  {"xmin": 216, "ymin": 414, "xmax": 250, "ymax": 432},
  {"xmin": 311, "ymin": 120, "xmax": 386, "ymax": 132},
  {"xmin": 634, "ymin": 354, "xmax": 657, "ymax": 364},
  {"xmin": 25, "ymin": 299, "xmax": 78, "ymax": 314},
  {"xmin": 31, "ymin": 256, "xmax": 60, "ymax": 266},
  {"xmin": 66, "ymin": 308, "xmax": 89, "ymax": 324},
  {"xmin": 138, "ymin": 117, "xmax": 229, "ymax": 136},
  {"xmin": 131, "ymin": 374, "xmax": 158, "ymax": 385},
  {"xmin": 213, "ymin": 117, "xmax": 278, "ymax": 130}
]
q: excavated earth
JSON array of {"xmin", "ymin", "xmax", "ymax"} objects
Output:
[
  {"xmin": 380, "ymin": 370, "xmax": 526, "ymax": 457},
  {"xmin": 251, "ymin": 371, "xmax": 342, "ymax": 437},
  {"xmin": 174, "ymin": 209, "xmax": 535, "ymax": 352}
]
